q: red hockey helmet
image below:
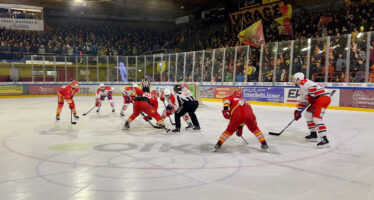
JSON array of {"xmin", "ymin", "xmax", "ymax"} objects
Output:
[
  {"xmin": 151, "ymin": 90, "xmax": 159, "ymax": 97},
  {"xmin": 70, "ymin": 80, "xmax": 79, "ymax": 90},
  {"xmin": 232, "ymin": 88, "xmax": 241, "ymax": 98}
]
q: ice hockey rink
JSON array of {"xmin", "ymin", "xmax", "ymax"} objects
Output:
[{"xmin": 0, "ymin": 96, "xmax": 373, "ymax": 200}]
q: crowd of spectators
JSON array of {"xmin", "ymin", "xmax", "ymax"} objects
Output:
[{"xmin": 1, "ymin": 2, "xmax": 374, "ymax": 82}]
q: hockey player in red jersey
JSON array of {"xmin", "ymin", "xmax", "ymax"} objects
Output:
[
  {"xmin": 213, "ymin": 89, "xmax": 268, "ymax": 151},
  {"xmin": 123, "ymin": 87, "xmax": 169, "ymax": 132},
  {"xmin": 96, "ymin": 83, "xmax": 115, "ymax": 113},
  {"xmin": 160, "ymin": 88, "xmax": 193, "ymax": 129},
  {"xmin": 293, "ymin": 72, "xmax": 332, "ymax": 148},
  {"xmin": 120, "ymin": 86, "xmax": 135, "ymax": 116},
  {"xmin": 141, "ymin": 90, "xmax": 160, "ymax": 121},
  {"xmin": 56, "ymin": 80, "xmax": 79, "ymax": 120}
]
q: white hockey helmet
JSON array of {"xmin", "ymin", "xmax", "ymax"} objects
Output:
[
  {"xmin": 163, "ymin": 88, "xmax": 171, "ymax": 97},
  {"xmin": 99, "ymin": 83, "xmax": 105, "ymax": 89},
  {"xmin": 293, "ymin": 72, "xmax": 305, "ymax": 85}
]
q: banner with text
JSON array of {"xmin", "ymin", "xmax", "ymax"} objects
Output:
[
  {"xmin": 242, "ymin": 87, "xmax": 284, "ymax": 102},
  {"xmin": 0, "ymin": 18, "xmax": 44, "ymax": 31},
  {"xmin": 284, "ymin": 88, "xmax": 340, "ymax": 106},
  {"xmin": 214, "ymin": 87, "xmax": 240, "ymax": 99},
  {"xmin": 0, "ymin": 85, "xmax": 23, "ymax": 94},
  {"xmin": 340, "ymin": 89, "xmax": 374, "ymax": 109},
  {"xmin": 230, "ymin": 1, "xmax": 283, "ymax": 25}
]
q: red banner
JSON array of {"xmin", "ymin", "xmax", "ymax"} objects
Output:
[
  {"xmin": 214, "ymin": 87, "xmax": 240, "ymax": 99},
  {"xmin": 340, "ymin": 89, "xmax": 374, "ymax": 108},
  {"xmin": 29, "ymin": 85, "xmax": 61, "ymax": 95}
]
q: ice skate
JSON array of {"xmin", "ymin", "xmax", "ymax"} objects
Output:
[
  {"xmin": 73, "ymin": 114, "xmax": 79, "ymax": 119},
  {"xmin": 120, "ymin": 111, "xmax": 124, "ymax": 116},
  {"xmin": 172, "ymin": 128, "xmax": 180, "ymax": 132},
  {"xmin": 112, "ymin": 108, "xmax": 115, "ymax": 113},
  {"xmin": 123, "ymin": 121, "xmax": 130, "ymax": 130},
  {"xmin": 185, "ymin": 123, "xmax": 193, "ymax": 129},
  {"xmin": 212, "ymin": 142, "xmax": 222, "ymax": 152},
  {"xmin": 305, "ymin": 131, "xmax": 318, "ymax": 142},
  {"xmin": 56, "ymin": 115, "xmax": 60, "ymax": 120},
  {"xmin": 260, "ymin": 141, "xmax": 268, "ymax": 150},
  {"xmin": 317, "ymin": 136, "xmax": 330, "ymax": 148},
  {"xmin": 193, "ymin": 126, "xmax": 200, "ymax": 131}
]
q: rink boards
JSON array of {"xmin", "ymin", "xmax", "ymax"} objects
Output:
[{"xmin": 0, "ymin": 82, "xmax": 374, "ymax": 112}]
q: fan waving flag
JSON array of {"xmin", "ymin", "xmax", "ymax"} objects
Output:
[{"xmin": 238, "ymin": 20, "xmax": 265, "ymax": 47}]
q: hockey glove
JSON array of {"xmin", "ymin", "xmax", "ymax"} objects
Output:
[
  {"xmin": 222, "ymin": 110, "xmax": 230, "ymax": 119},
  {"xmin": 294, "ymin": 110, "xmax": 302, "ymax": 121},
  {"xmin": 160, "ymin": 96, "xmax": 165, "ymax": 101},
  {"xmin": 144, "ymin": 116, "xmax": 152, "ymax": 121},
  {"xmin": 236, "ymin": 125, "xmax": 243, "ymax": 137},
  {"xmin": 95, "ymin": 101, "xmax": 101, "ymax": 107}
]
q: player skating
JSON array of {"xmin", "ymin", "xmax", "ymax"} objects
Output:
[
  {"xmin": 96, "ymin": 83, "xmax": 115, "ymax": 113},
  {"xmin": 56, "ymin": 80, "xmax": 79, "ymax": 120},
  {"xmin": 160, "ymin": 88, "xmax": 193, "ymax": 129},
  {"xmin": 213, "ymin": 89, "xmax": 268, "ymax": 151},
  {"xmin": 172, "ymin": 84, "xmax": 200, "ymax": 132},
  {"xmin": 120, "ymin": 86, "xmax": 134, "ymax": 116},
  {"xmin": 293, "ymin": 72, "xmax": 331, "ymax": 148},
  {"xmin": 123, "ymin": 86, "xmax": 169, "ymax": 132}
]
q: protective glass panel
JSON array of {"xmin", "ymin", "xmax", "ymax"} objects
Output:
[
  {"xmin": 169, "ymin": 54, "xmax": 176, "ymax": 82},
  {"xmin": 77, "ymin": 56, "xmax": 88, "ymax": 82},
  {"xmin": 137, "ymin": 56, "xmax": 145, "ymax": 82},
  {"xmin": 44, "ymin": 56, "xmax": 56, "ymax": 82},
  {"xmin": 32, "ymin": 55, "xmax": 44, "ymax": 82},
  {"xmin": 127, "ymin": 56, "xmax": 137, "ymax": 82},
  {"xmin": 329, "ymin": 35, "xmax": 348, "ymax": 82},
  {"xmin": 276, "ymin": 41, "xmax": 292, "ymax": 82},
  {"xmin": 185, "ymin": 52, "xmax": 194, "ymax": 82},
  {"xmin": 260, "ymin": 43, "xmax": 276, "ymax": 82},
  {"xmin": 145, "ymin": 55, "xmax": 153, "ymax": 82},
  {"xmin": 292, "ymin": 39, "xmax": 308, "ymax": 77},
  {"xmin": 153, "ymin": 55, "xmax": 162, "ymax": 82},
  {"xmin": 98, "ymin": 56, "xmax": 108, "ymax": 82},
  {"xmin": 309, "ymin": 37, "xmax": 327, "ymax": 82},
  {"xmin": 176, "ymin": 53, "xmax": 185, "ymax": 82},
  {"xmin": 235, "ymin": 46, "xmax": 247, "ymax": 82},
  {"xmin": 0, "ymin": 62, "xmax": 11, "ymax": 82},
  {"xmin": 87, "ymin": 56, "xmax": 98, "ymax": 82},
  {"xmin": 224, "ymin": 47, "xmax": 235, "ymax": 82},
  {"xmin": 108, "ymin": 56, "xmax": 118, "ymax": 82},
  {"xmin": 162, "ymin": 54, "xmax": 170, "ymax": 82},
  {"xmin": 350, "ymin": 32, "xmax": 367, "ymax": 82},
  {"xmin": 213, "ymin": 48, "xmax": 223, "ymax": 82},
  {"xmin": 246, "ymin": 47, "xmax": 260, "ymax": 82},
  {"xmin": 55, "ymin": 56, "xmax": 66, "ymax": 82},
  {"xmin": 193, "ymin": 51, "xmax": 204, "ymax": 82},
  {"xmin": 203, "ymin": 50, "xmax": 213, "ymax": 82}
]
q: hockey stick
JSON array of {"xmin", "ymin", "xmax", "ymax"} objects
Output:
[
  {"xmin": 241, "ymin": 136, "xmax": 249, "ymax": 144},
  {"xmin": 269, "ymin": 90, "xmax": 336, "ymax": 136},
  {"xmin": 71, "ymin": 109, "xmax": 76, "ymax": 125},
  {"xmin": 141, "ymin": 112, "xmax": 162, "ymax": 129},
  {"xmin": 83, "ymin": 106, "xmax": 96, "ymax": 116},
  {"xmin": 162, "ymin": 101, "xmax": 176, "ymax": 125}
]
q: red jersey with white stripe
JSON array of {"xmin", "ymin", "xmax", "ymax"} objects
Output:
[
  {"xmin": 223, "ymin": 95, "xmax": 250, "ymax": 116},
  {"xmin": 143, "ymin": 92, "xmax": 158, "ymax": 110},
  {"xmin": 58, "ymin": 84, "xmax": 78, "ymax": 101},
  {"xmin": 96, "ymin": 86, "xmax": 113, "ymax": 99},
  {"xmin": 297, "ymin": 79, "xmax": 330, "ymax": 110}
]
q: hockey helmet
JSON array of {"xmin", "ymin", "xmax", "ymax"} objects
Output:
[
  {"xmin": 132, "ymin": 83, "xmax": 138, "ymax": 88},
  {"xmin": 99, "ymin": 83, "xmax": 105, "ymax": 90},
  {"xmin": 173, "ymin": 84, "xmax": 182, "ymax": 93},
  {"xmin": 70, "ymin": 80, "xmax": 79, "ymax": 89},
  {"xmin": 163, "ymin": 88, "xmax": 172, "ymax": 97},
  {"xmin": 151, "ymin": 90, "xmax": 159, "ymax": 97},
  {"xmin": 232, "ymin": 88, "xmax": 242, "ymax": 98},
  {"xmin": 293, "ymin": 72, "xmax": 305, "ymax": 85}
]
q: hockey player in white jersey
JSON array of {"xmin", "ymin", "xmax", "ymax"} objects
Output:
[
  {"xmin": 172, "ymin": 84, "xmax": 200, "ymax": 132},
  {"xmin": 293, "ymin": 72, "xmax": 331, "ymax": 148},
  {"xmin": 160, "ymin": 88, "xmax": 193, "ymax": 129},
  {"xmin": 96, "ymin": 83, "xmax": 115, "ymax": 113}
]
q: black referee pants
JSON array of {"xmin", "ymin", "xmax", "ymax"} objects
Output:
[{"xmin": 175, "ymin": 101, "xmax": 200, "ymax": 128}]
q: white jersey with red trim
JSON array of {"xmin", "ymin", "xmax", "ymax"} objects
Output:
[
  {"xmin": 298, "ymin": 79, "xmax": 330, "ymax": 109},
  {"xmin": 96, "ymin": 86, "xmax": 114, "ymax": 99},
  {"xmin": 161, "ymin": 91, "xmax": 178, "ymax": 110}
]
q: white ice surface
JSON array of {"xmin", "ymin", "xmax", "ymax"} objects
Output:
[{"xmin": 0, "ymin": 96, "xmax": 374, "ymax": 200}]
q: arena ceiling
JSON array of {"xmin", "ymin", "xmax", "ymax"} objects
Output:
[{"xmin": 3, "ymin": 0, "xmax": 238, "ymax": 22}]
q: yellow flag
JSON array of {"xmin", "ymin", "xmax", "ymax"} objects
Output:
[{"xmin": 238, "ymin": 20, "xmax": 265, "ymax": 47}]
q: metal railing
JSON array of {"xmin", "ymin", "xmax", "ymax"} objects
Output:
[{"xmin": 1, "ymin": 31, "xmax": 374, "ymax": 83}]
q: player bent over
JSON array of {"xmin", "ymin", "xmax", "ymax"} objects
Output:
[
  {"xmin": 214, "ymin": 89, "xmax": 268, "ymax": 151},
  {"xmin": 293, "ymin": 72, "xmax": 331, "ymax": 148},
  {"xmin": 172, "ymin": 84, "xmax": 200, "ymax": 132},
  {"xmin": 123, "ymin": 87, "xmax": 169, "ymax": 132},
  {"xmin": 56, "ymin": 80, "xmax": 79, "ymax": 120},
  {"xmin": 96, "ymin": 83, "xmax": 115, "ymax": 113},
  {"xmin": 160, "ymin": 88, "xmax": 193, "ymax": 129},
  {"xmin": 141, "ymin": 90, "xmax": 160, "ymax": 122}
]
